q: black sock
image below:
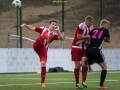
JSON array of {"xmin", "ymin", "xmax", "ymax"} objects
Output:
[{"xmin": 100, "ymin": 70, "xmax": 107, "ymax": 86}]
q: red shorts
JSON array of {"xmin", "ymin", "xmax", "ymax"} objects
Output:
[
  {"xmin": 71, "ymin": 48, "xmax": 86, "ymax": 61},
  {"xmin": 33, "ymin": 40, "xmax": 47, "ymax": 62}
]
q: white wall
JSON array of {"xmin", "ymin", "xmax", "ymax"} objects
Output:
[{"xmin": 0, "ymin": 48, "xmax": 120, "ymax": 73}]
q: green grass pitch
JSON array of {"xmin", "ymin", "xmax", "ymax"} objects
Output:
[{"xmin": 0, "ymin": 71, "xmax": 120, "ymax": 90}]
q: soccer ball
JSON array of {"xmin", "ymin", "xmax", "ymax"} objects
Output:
[{"xmin": 12, "ymin": 0, "xmax": 21, "ymax": 8}]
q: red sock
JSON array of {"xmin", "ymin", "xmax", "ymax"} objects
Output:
[
  {"xmin": 41, "ymin": 67, "xmax": 46, "ymax": 84},
  {"xmin": 82, "ymin": 66, "xmax": 87, "ymax": 82},
  {"xmin": 74, "ymin": 68, "xmax": 79, "ymax": 84},
  {"xmin": 88, "ymin": 65, "xmax": 91, "ymax": 70}
]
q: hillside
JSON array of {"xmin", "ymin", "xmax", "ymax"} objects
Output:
[{"xmin": 0, "ymin": 0, "xmax": 120, "ymax": 48}]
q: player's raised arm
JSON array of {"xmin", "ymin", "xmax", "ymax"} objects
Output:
[
  {"xmin": 54, "ymin": 26, "xmax": 63, "ymax": 40},
  {"xmin": 21, "ymin": 23, "xmax": 35, "ymax": 31}
]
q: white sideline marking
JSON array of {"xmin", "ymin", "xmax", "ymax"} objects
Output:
[
  {"xmin": 0, "ymin": 71, "xmax": 119, "ymax": 77},
  {"xmin": 0, "ymin": 78, "xmax": 119, "ymax": 81},
  {"xmin": 0, "ymin": 80, "xmax": 119, "ymax": 87}
]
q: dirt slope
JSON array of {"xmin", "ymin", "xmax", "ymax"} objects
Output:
[{"xmin": 0, "ymin": 0, "xmax": 120, "ymax": 48}]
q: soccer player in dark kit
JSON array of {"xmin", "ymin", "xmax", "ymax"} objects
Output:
[{"xmin": 86, "ymin": 19, "xmax": 110, "ymax": 89}]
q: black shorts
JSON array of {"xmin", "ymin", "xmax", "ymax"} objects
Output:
[{"xmin": 86, "ymin": 48, "xmax": 105, "ymax": 65}]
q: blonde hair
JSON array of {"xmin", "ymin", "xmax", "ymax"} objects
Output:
[
  {"xmin": 85, "ymin": 15, "xmax": 94, "ymax": 21},
  {"xmin": 100, "ymin": 19, "xmax": 110, "ymax": 26}
]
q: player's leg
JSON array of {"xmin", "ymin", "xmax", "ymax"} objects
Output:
[
  {"xmin": 88, "ymin": 65, "xmax": 93, "ymax": 72},
  {"xmin": 93, "ymin": 49, "xmax": 108, "ymax": 89},
  {"xmin": 74, "ymin": 61, "xmax": 83, "ymax": 89},
  {"xmin": 71, "ymin": 48, "xmax": 83, "ymax": 89},
  {"xmin": 81, "ymin": 56, "xmax": 88, "ymax": 88},
  {"xmin": 98, "ymin": 62, "xmax": 107, "ymax": 89},
  {"xmin": 88, "ymin": 65, "xmax": 91, "ymax": 71},
  {"xmin": 86, "ymin": 48, "xmax": 95, "ymax": 70},
  {"xmin": 33, "ymin": 42, "xmax": 47, "ymax": 88},
  {"xmin": 39, "ymin": 46, "xmax": 47, "ymax": 88},
  {"xmin": 40, "ymin": 61, "xmax": 46, "ymax": 88},
  {"xmin": 81, "ymin": 49, "xmax": 88, "ymax": 88},
  {"xmin": 74, "ymin": 61, "xmax": 80, "ymax": 85},
  {"xmin": 79, "ymin": 61, "xmax": 82, "ymax": 71}
]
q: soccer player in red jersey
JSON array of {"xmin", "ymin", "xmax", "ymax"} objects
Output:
[
  {"xmin": 21, "ymin": 20, "xmax": 63, "ymax": 88},
  {"xmin": 71, "ymin": 15, "xmax": 94, "ymax": 89},
  {"xmin": 86, "ymin": 19, "xmax": 110, "ymax": 89}
]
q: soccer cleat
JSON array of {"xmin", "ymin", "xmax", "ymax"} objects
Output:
[
  {"xmin": 98, "ymin": 85, "xmax": 108, "ymax": 89},
  {"xmin": 82, "ymin": 82, "xmax": 87, "ymax": 88},
  {"xmin": 47, "ymin": 34, "xmax": 55, "ymax": 43},
  {"xmin": 41, "ymin": 83, "xmax": 46, "ymax": 88},
  {"xmin": 76, "ymin": 83, "xmax": 83, "ymax": 89}
]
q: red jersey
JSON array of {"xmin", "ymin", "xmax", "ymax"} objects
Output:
[
  {"xmin": 35, "ymin": 26, "xmax": 59, "ymax": 49},
  {"xmin": 71, "ymin": 22, "xmax": 92, "ymax": 49}
]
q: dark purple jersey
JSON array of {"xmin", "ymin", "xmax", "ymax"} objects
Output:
[{"xmin": 88, "ymin": 27, "xmax": 110, "ymax": 49}]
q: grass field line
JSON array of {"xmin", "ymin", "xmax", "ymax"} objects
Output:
[
  {"xmin": 0, "ymin": 78, "xmax": 119, "ymax": 81},
  {"xmin": 0, "ymin": 71, "xmax": 120, "ymax": 77},
  {"xmin": 0, "ymin": 80, "xmax": 119, "ymax": 87}
]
